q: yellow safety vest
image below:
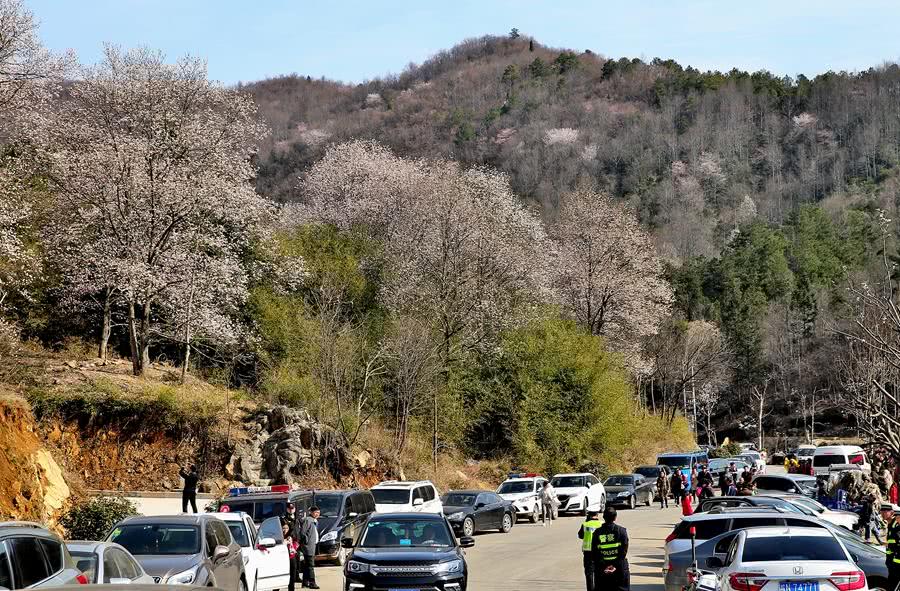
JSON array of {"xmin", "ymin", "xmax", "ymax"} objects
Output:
[
  {"xmin": 888, "ymin": 519, "xmax": 900, "ymax": 564},
  {"xmin": 581, "ymin": 519, "xmax": 602, "ymax": 552}
]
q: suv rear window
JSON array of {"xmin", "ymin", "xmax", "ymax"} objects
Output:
[
  {"xmin": 672, "ymin": 520, "xmax": 730, "ymax": 539},
  {"xmin": 731, "ymin": 517, "xmax": 781, "ymax": 530},
  {"xmin": 373, "ymin": 489, "xmax": 411, "ymax": 504},
  {"xmin": 813, "ymin": 455, "xmax": 846, "ymax": 467},
  {"xmin": 754, "ymin": 477, "xmax": 789, "ymax": 491}
]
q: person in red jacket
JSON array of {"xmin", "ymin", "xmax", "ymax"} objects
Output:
[{"xmin": 681, "ymin": 491, "xmax": 693, "ymax": 516}]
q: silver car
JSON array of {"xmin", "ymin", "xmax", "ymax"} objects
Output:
[
  {"xmin": 66, "ymin": 541, "xmax": 156, "ymax": 585},
  {"xmin": 106, "ymin": 514, "xmax": 246, "ymax": 591},
  {"xmin": 0, "ymin": 521, "xmax": 85, "ymax": 589}
]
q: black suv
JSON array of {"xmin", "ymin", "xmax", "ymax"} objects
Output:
[
  {"xmin": 311, "ymin": 489, "xmax": 376, "ymax": 565},
  {"xmin": 342, "ymin": 512, "xmax": 474, "ymax": 591}
]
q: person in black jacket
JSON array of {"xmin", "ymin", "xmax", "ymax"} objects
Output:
[
  {"xmin": 179, "ymin": 465, "xmax": 199, "ymax": 513},
  {"xmin": 592, "ymin": 506, "xmax": 629, "ymax": 591}
]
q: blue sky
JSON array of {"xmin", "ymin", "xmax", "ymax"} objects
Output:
[{"xmin": 27, "ymin": 0, "xmax": 900, "ymax": 85}]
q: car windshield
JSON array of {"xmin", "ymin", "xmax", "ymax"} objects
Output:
[
  {"xmin": 742, "ymin": 535, "xmax": 845, "ymax": 562},
  {"xmin": 791, "ymin": 497, "xmax": 825, "ymax": 513},
  {"xmin": 226, "ymin": 522, "xmax": 250, "ymax": 547},
  {"xmin": 373, "ymin": 489, "xmax": 411, "ymax": 504},
  {"xmin": 551, "ymin": 476, "xmax": 586, "ymax": 488},
  {"xmin": 708, "ymin": 460, "xmax": 727, "ymax": 470},
  {"xmin": 658, "ymin": 456, "xmax": 691, "ymax": 469},
  {"xmin": 498, "ymin": 481, "xmax": 533, "ymax": 494},
  {"xmin": 443, "ymin": 493, "xmax": 477, "ymax": 506},
  {"xmin": 360, "ymin": 519, "xmax": 453, "ymax": 548},
  {"xmin": 605, "ymin": 476, "xmax": 634, "ymax": 486},
  {"xmin": 109, "ymin": 524, "xmax": 201, "ymax": 555},
  {"xmin": 69, "ymin": 552, "xmax": 98, "ymax": 583},
  {"xmin": 313, "ymin": 494, "xmax": 343, "ymax": 517}
]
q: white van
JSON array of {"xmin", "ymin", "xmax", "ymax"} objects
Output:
[{"xmin": 812, "ymin": 445, "xmax": 870, "ymax": 475}]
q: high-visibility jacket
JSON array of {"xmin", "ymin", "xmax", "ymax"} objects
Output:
[
  {"xmin": 578, "ymin": 519, "xmax": 602, "ymax": 553},
  {"xmin": 887, "ymin": 518, "xmax": 900, "ymax": 566},
  {"xmin": 592, "ymin": 522, "xmax": 629, "ymax": 565}
]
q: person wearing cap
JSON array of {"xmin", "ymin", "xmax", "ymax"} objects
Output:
[
  {"xmin": 298, "ymin": 505, "xmax": 321, "ymax": 589},
  {"xmin": 578, "ymin": 506, "xmax": 603, "ymax": 591},
  {"xmin": 592, "ymin": 506, "xmax": 630, "ymax": 591},
  {"xmin": 884, "ymin": 502, "xmax": 900, "ymax": 591}
]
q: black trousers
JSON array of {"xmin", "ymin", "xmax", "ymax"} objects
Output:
[
  {"xmin": 583, "ymin": 553, "xmax": 594, "ymax": 591},
  {"xmin": 287, "ymin": 554, "xmax": 297, "ymax": 591},
  {"xmin": 182, "ymin": 491, "xmax": 197, "ymax": 513},
  {"xmin": 594, "ymin": 565, "xmax": 630, "ymax": 591},
  {"xmin": 888, "ymin": 562, "xmax": 900, "ymax": 591},
  {"xmin": 659, "ymin": 493, "xmax": 668, "ymax": 508},
  {"xmin": 301, "ymin": 553, "xmax": 316, "ymax": 586}
]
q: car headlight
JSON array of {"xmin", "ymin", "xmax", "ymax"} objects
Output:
[
  {"xmin": 347, "ymin": 560, "xmax": 370, "ymax": 574},
  {"xmin": 617, "ymin": 491, "xmax": 631, "ymax": 497},
  {"xmin": 167, "ymin": 568, "xmax": 197, "ymax": 585},
  {"xmin": 448, "ymin": 512, "xmax": 465, "ymax": 521},
  {"xmin": 433, "ymin": 559, "xmax": 463, "ymax": 575},
  {"xmin": 320, "ymin": 530, "xmax": 338, "ymax": 543}
]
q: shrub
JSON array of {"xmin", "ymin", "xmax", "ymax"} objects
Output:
[
  {"xmin": 60, "ymin": 496, "xmax": 139, "ymax": 541},
  {"xmin": 709, "ymin": 442, "xmax": 743, "ymax": 459}
]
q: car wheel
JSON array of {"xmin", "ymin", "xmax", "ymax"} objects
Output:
[
  {"xmin": 628, "ymin": 495, "xmax": 635, "ymax": 510},
  {"xmin": 336, "ymin": 545, "xmax": 348, "ymax": 566},
  {"xmin": 463, "ymin": 516, "xmax": 475, "ymax": 537},
  {"xmin": 500, "ymin": 513, "xmax": 513, "ymax": 533},
  {"xmin": 581, "ymin": 498, "xmax": 588, "ymax": 516},
  {"xmin": 530, "ymin": 505, "xmax": 539, "ymax": 523}
]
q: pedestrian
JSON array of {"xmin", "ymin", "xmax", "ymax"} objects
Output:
[
  {"xmin": 670, "ymin": 470, "xmax": 684, "ymax": 506},
  {"xmin": 578, "ymin": 506, "xmax": 602, "ymax": 591},
  {"xmin": 681, "ymin": 490, "xmax": 693, "ymax": 516},
  {"xmin": 883, "ymin": 503, "xmax": 900, "ymax": 591},
  {"xmin": 689, "ymin": 466, "xmax": 698, "ymax": 500},
  {"xmin": 297, "ymin": 505, "xmax": 320, "ymax": 589},
  {"xmin": 541, "ymin": 481, "xmax": 558, "ymax": 526},
  {"xmin": 283, "ymin": 502, "xmax": 297, "ymax": 532},
  {"xmin": 656, "ymin": 470, "xmax": 670, "ymax": 509},
  {"xmin": 725, "ymin": 477, "xmax": 737, "ymax": 497},
  {"xmin": 283, "ymin": 520, "xmax": 299, "ymax": 591},
  {"xmin": 179, "ymin": 464, "xmax": 199, "ymax": 513},
  {"xmin": 592, "ymin": 506, "xmax": 630, "ymax": 591},
  {"xmin": 697, "ymin": 465, "xmax": 713, "ymax": 499}
]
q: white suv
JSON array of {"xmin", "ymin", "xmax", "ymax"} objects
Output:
[
  {"xmin": 212, "ymin": 512, "xmax": 291, "ymax": 591},
  {"xmin": 371, "ymin": 481, "xmax": 443, "ymax": 514},
  {"xmin": 550, "ymin": 473, "xmax": 606, "ymax": 514},
  {"xmin": 497, "ymin": 474, "xmax": 549, "ymax": 523}
]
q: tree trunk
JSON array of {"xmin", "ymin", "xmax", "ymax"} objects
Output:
[
  {"xmin": 127, "ymin": 300, "xmax": 142, "ymax": 376},
  {"xmin": 181, "ymin": 279, "xmax": 195, "ymax": 384},
  {"xmin": 139, "ymin": 299, "xmax": 151, "ymax": 372},
  {"xmin": 98, "ymin": 287, "xmax": 112, "ymax": 363}
]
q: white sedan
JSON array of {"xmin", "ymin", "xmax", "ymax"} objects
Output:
[
  {"xmin": 712, "ymin": 526, "xmax": 867, "ymax": 591},
  {"xmin": 66, "ymin": 541, "xmax": 156, "ymax": 584},
  {"xmin": 214, "ymin": 512, "xmax": 292, "ymax": 591}
]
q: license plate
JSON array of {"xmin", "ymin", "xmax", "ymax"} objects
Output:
[{"xmin": 779, "ymin": 582, "xmax": 819, "ymax": 591}]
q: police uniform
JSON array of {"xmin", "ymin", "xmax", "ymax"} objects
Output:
[
  {"xmin": 886, "ymin": 514, "xmax": 900, "ymax": 591},
  {"xmin": 578, "ymin": 515, "xmax": 602, "ymax": 591},
  {"xmin": 592, "ymin": 521, "xmax": 630, "ymax": 591}
]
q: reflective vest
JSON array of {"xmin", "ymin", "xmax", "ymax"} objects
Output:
[
  {"xmin": 594, "ymin": 524, "xmax": 626, "ymax": 562},
  {"xmin": 581, "ymin": 519, "xmax": 602, "ymax": 552},
  {"xmin": 888, "ymin": 519, "xmax": 900, "ymax": 564}
]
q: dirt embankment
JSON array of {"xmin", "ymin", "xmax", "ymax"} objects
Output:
[{"xmin": 0, "ymin": 395, "xmax": 71, "ymax": 523}]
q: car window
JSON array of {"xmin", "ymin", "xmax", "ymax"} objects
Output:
[
  {"xmin": 373, "ymin": 489, "xmax": 412, "ymax": 504},
  {"xmin": 212, "ymin": 521, "xmax": 232, "ymax": 548},
  {"xmin": 255, "ymin": 501, "xmax": 286, "ymax": 521},
  {"xmin": 731, "ymin": 517, "xmax": 781, "ymax": 530},
  {"xmin": 0, "ymin": 543, "xmax": 13, "ymax": 590},
  {"xmin": 259, "ymin": 517, "xmax": 285, "ymax": 543},
  {"xmin": 227, "ymin": 522, "xmax": 251, "ymax": 547},
  {"xmin": 9, "ymin": 537, "xmax": 52, "ymax": 587},
  {"xmin": 497, "ymin": 481, "xmax": 532, "ymax": 494},
  {"xmin": 849, "ymin": 453, "xmax": 866, "ymax": 465},
  {"xmin": 109, "ymin": 524, "xmax": 201, "ymax": 555},
  {"xmin": 713, "ymin": 532, "xmax": 738, "ymax": 554},
  {"xmin": 360, "ymin": 518, "xmax": 453, "ymax": 548},
  {"xmin": 344, "ymin": 496, "xmax": 354, "ymax": 516},
  {"xmin": 754, "ymin": 477, "xmax": 788, "ymax": 491},
  {"xmin": 364, "ymin": 493, "xmax": 376, "ymax": 513},
  {"xmin": 813, "ymin": 454, "xmax": 847, "ymax": 467},
  {"xmin": 487, "ymin": 493, "xmax": 503, "ymax": 504},
  {"xmin": 784, "ymin": 518, "xmax": 825, "ymax": 529},
  {"xmin": 350, "ymin": 493, "xmax": 366, "ymax": 515},
  {"xmin": 103, "ymin": 549, "xmax": 122, "ymax": 582},
  {"xmin": 725, "ymin": 537, "xmax": 739, "ymax": 565},
  {"xmin": 245, "ymin": 518, "xmax": 258, "ymax": 546},
  {"xmin": 424, "ymin": 486, "xmax": 436, "ymax": 501},
  {"xmin": 742, "ymin": 535, "xmax": 844, "ymax": 561},
  {"xmin": 111, "ymin": 548, "xmax": 141, "ymax": 580},
  {"xmin": 37, "ymin": 539, "xmax": 62, "ymax": 573},
  {"xmin": 204, "ymin": 523, "xmax": 218, "ymax": 556},
  {"xmin": 412, "ymin": 487, "xmax": 425, "ymax": 502}
]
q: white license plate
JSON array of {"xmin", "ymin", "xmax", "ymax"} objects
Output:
[{"xmin": 779, "ymin": 582, "xmax": 819, "ymax": 591}]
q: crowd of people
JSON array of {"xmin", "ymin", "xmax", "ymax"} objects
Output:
[{"xmin": 653, "ymin": 462, "xmax": 764, "ymax": 512}]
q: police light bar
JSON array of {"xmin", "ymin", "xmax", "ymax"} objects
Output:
[{"xmin": 228, "ymin": 484, "xmax": 291, "ymax": 497}]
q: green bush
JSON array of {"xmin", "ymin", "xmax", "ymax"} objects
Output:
[
  {"xmin": 60, "ymin": 496, "xmax": 139, "ymax": 541},
  {"xmin": 709, "ymin": 442, "xmax": 743, "ymax": 459}
]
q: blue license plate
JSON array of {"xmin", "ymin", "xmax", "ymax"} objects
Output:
[{"xmin": 779, "ymin": 582, "xmax": 819, "ymax": 591}]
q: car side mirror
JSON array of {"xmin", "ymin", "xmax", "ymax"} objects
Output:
[
  {"xmin": 341, "ymin": 537, "xmax": 355, "ymax": 549},
  {"xmin": 257, "ymin": 537, "xmax": 277, "ymax": 549},
  {"xmin": 348, "ymin": 512, "xmax": 359, "ymax": 518},
  {"xmin": 475, "ymin": 502, "xmax": 485, "ymax": 509},
  {"xmin": 413, "ymin": 498, "xmax": 424, "ymax": 507},
  {"xmin": 213, "ymin": 545, "xmax": 230, "ymax": 562},
  {"xmin": 705, "ymin": 556, "xmax": 724, "ymax": 569},
  {"xmin": 459, "ymin": 536, "xmax": 475, "ymax": 548},
  {"xmin": 108, "ymin": 579, "xmax": 132, "ymax": 585}
]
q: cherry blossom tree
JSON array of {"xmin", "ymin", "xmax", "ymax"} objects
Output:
[
  {"xmin": 44, "ymin": 46, "xmax": 269, "ymax": 376},
  {"xmin": 549, "ymin": 188, "xmax": 673, "ymax": 361}
]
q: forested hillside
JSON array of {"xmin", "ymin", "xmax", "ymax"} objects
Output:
[{"xmin": 246, "ymin": 33, "xmax": 900, "ymax": 445}]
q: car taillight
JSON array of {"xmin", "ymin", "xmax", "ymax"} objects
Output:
[
  {"xmin": 75, "ymin": 573, "xmax": 89, "ymax": 585},
  {"xmin": 728, "ymin": 572, "xmax": 766, "ymax": 591},
  {"xmin": 830, "ymin": 570, "xmax": 865, "ymax": 591}
]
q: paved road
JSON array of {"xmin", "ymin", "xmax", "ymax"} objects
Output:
[{"xmin": 316, "ymin": 504, "xmax": 681, "ymax": 591}]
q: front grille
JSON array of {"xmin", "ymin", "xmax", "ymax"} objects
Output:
[
  {"xmin": 371, "ymin": 565, "xmax": 435, "ymax": 575},
  {"xmin": 557, "ymin": 495, "xmax": 570, "ymax": 504}
]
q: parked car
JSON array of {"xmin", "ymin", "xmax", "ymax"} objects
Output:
[
  {"xmin": 710, "ymin": 527, "xmax": 866, "ymax": 591},
  {"xmin": 781, "ymin": 494, "xmax": 859, "ymax": 530},
  {"xmin": 736, "ymin": 451, "xmax": 766, "ymax": 472},
  {"xmin": 695, "ymin": 495, "xmax": 807, "ymax": 515},
  {"xmin": 496, "ymin": 474, "xmax": 551, "ymax": 523},
  {"xmin": 66, "ymin": 541, "xmax": 155, "ymax": 585},
  {"xmin": 706, "ymin": 459, "xmax": 750, "ymax": 479},
  {"xmin": 665, "ymin": 519, "xmax": 887, "ymax": 591},
  {"xmin": 106, "ymin": 514, "xmax": 246, "ymax": 590},
  {"xmin": 342, "ymin": 512, "xmax": 474, "ymax": 591},
  {"xmin": 310, "ymin": 489, "xmax": 376, "ymax": 564},
  {"xmin": 211, "ymin": 512, "xmax": 290, "ymax": 591},
  {"xmin": 657, "ymin": 452, "xmax": 709, "ymax": 489},
  {"xmin": 603, "ymin": 474, "xmax": 654, "ymax": 509},
  {"xmin": 442, "ymin": 490, "xmax": 516, "ymax": 536},
  {"xmin": 371, "ymin": 480, "xmax": 443, "ymax": 514},
  {"xmin": 0, "ymin": 521, "xmax": 86, "ymax": 589},
  {"xmin": 550, "ymin": 473, "xmax": 606, "ymax": 514},
  {"xmin": 218, "ymin": 484, "xmax": 315, "ymax": 525},
  {"xmin": 813, "ymin": 445, "xmax": 870, "ymax": 476},
  {"xmin": 753, "ymin": 473, "xmax": 817, "ymax": 497}
]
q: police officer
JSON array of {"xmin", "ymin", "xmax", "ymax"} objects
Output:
[
  {"xmin": 592, "ymin": 506, "xmax": 629, "ymax": 591},
  {"xmin": 577, "ymin": 506, "xmax": 602, "ymax": 591},
  {"xmin": 883, "ymin": 502, "xmax": 900, "ymax": 591}
]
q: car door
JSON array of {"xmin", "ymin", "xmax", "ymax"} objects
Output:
[
  {"xmin": 255, "ymin": 517, "xmax": 290, "ymax": 591},
  {"xmin": 208, "ymin": 520, "xmax": 240, "ymax": 591},
  {"xmin": 487, "ymin": 493, "xmax": 507, "ymax": 527},
  {"xmin": 425, "ymin": 485, "xmax": 441, "ymax": 513}
]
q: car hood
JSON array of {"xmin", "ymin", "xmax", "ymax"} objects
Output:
[
  {"xmin": 498, "ymin": 492, "xmax": 533, "ymax": 500},
  {"xmin": 132, "ymin": 554, "xmax": 202, "ymax": 579},
  {"xmin": 442, "ymin": 505, "xmax": 472, "ymax": 515},
  {"xmin": 553, "ymin": 487, "xmax": 588, "ymax": 496},
  {"xmin": 605, "ymin": 485, "xmax": 633, "ymax": 494},
  {"xmin": 352, "ymin": 546, "xmax": 460, "ymax": 565},
  {"xmin": 317, "ymin": 516, "xmax": 339, "ymax": 533}
]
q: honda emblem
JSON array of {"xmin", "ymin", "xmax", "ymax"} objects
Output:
[{"xmin": 793, "ymin": 566, "xmax": 803, "ymax": 575}]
